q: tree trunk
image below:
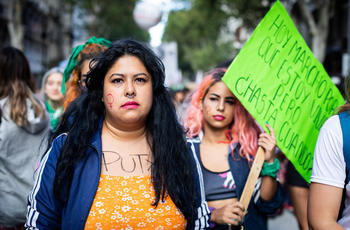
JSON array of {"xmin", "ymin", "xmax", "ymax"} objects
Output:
[
  {"xmin": 7, "ymin": 0, "xmax": 24, "ymax": 50},
  {"xmin": 298, "ymin": 0, "xmax": 331, "ymax": 63},
  {"xmin": 311, "ymin": 27, "xmax": 328, "ymax": 64}
]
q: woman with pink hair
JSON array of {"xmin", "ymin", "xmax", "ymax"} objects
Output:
[{"xmin": 184, "ymin": 68, "xmax": 283, "ymax": 230}]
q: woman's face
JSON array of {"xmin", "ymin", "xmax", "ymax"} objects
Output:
[
  {"xmin": 45, "ymin": 72, "xmax": 64, "ymax": 102},
  {"xmin": 103, "ymin": 55, "xmax": 153, "ymax": 128},
  {"xmin": 201, "ymin": 81, "xmax": 235, "ymax": 131}
]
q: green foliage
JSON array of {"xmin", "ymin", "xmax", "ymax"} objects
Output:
[
  {"xmin": 163, "ymin": 0, "xmax": 233, "ymax": 76},
  {"xmin": 185, "ymin": 41, "xmax": 236, "ymax": 70},
  {"xmin": 221, "ymin": 0, "xmax": 274, "ymax": 28},
  {"xmin": 72, "ymin": 0, "xmax": 149, "ymax": 42},
  {"xmin": 162, "ymin": 0, "xmax": 274, "ymax": 76}
]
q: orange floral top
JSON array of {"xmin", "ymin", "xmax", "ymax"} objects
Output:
[{"xmin": 84, "ymin": 174, "xmax": 186, "ymax": 229}]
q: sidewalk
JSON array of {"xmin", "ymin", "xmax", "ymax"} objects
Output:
[{"xmin": 268, "ymin": 209, "xmax": 299, "ymax": 230}]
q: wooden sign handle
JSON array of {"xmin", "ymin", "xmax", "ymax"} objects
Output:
[{"xmin": 239, "ymin": 147, "xmax": 265, "ymax": 212}]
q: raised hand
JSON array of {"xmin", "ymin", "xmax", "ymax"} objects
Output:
[
  {"xmin": 258, "ymin": 123, "xmax": 276, "ymax": 163},
  {"xmin": 211, "ymin": 201, "xmax": 245, "ymax": 226}
]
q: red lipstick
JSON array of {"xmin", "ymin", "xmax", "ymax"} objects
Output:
[
  {"xmin": 121, "ymin": 101, "xmax": 139, "ymax": 109},
  {"xmin": 213, "ymin": 115, "xmax": 225, "ymax": 121}
]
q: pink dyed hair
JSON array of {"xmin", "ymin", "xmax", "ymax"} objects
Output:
[{"xmin": 183, "ymin": 68, "xmax": 261, "ymax": 161}]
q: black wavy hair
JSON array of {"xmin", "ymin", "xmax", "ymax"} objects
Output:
[{"xmin": 52, "ymin": 39, "xmax": 197, "ymax": 220}]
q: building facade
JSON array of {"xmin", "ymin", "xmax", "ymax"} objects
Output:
[{"xmin": 0, "ymin": 0, "xmax": 73, "ymax": 88}]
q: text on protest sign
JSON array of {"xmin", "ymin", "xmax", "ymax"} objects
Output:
[{"xmin": 222, "ymin": 0, "xmax": 344, "ymax": 182}]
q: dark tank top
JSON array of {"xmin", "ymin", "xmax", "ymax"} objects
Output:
[{"xmin": 197, "ymin": 146, "xmax": 238, "ymax": 201}]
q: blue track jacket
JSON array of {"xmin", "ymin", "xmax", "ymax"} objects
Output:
[{"xmin": 25, "ymin": 122, "xmax": 210, "ymax": 229}]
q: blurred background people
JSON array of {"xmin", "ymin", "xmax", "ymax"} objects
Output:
[
  {"xmin": 41, "ymin": 67, "xmax": 64, "ymax": 131},
  {"xmin": 0, "ymin": 47, "xmax": 50, "ymax": 230},
  {"xmin": 62, "ymin": 36, "xmax": 111, "ymax": 110},
  {"xmin": 170, "ymin": 84, "xmax": 191, "ymax": 120}
]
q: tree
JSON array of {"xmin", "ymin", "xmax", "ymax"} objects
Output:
[
  {"xmin": 220, "ymin": 0, "xmax": 333, "ymax": 62},
  {"xmin": 7, "ymin": 0, "xmax": 24, "ymax": 50},
  {"xmin": 71, "ymin": 0, "xmax": 150, "ymax": 42},
  {"xmin": 294, "ymin": 0, "xmax": 332, "ymax": 63},
  {"xmin": 163, "ymin": 0, "xmax": 235, "ymax": 78},
  {"xmin": 163, "ymin": 0, "xmax": 333, "ymax": 75}
]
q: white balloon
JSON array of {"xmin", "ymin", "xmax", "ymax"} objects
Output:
[{"xmin": 133, "ymin": 1, "xmax": 162, "ymax": 30}]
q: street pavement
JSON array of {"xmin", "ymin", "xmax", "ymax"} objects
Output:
[{"xmin": 268, "ymin": 209, "xmax": 299, "ymax": 230}]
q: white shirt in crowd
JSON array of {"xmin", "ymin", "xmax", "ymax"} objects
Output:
[{"xmin": 311, "ymin": 115, "xmax": 350, "ymax": 229}]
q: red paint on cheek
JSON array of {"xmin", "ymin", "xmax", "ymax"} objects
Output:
[{"xmin": 106, "ymin": 93, "xmax": 114, "ymax": 109}]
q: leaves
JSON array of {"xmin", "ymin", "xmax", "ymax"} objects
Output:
[
  {"xmin": 162, "ymin": 0, "xmax": 332, "ymax": 75},
  {"xmin": 162, "ymin": 0, "xmax": 275, "ymax": 76},
  {"xmin": 71, "ymin": 0, "xmax": 150, "ymax": 42},
  {"xmin": 163, "ymin": 0, "xmax": 235, "ymax": 76}
]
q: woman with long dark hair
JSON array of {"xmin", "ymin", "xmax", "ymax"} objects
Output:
[
  {"xmin": 0, "ymin": 47, "xmax": 49, "ymax": 229},
  {"xmin": 308, "ymin": 76, "xmax": 350, "ymax": 229},
  {"xmin": 25, "ymin": 39, "xmax": 210, "ymax": 229},
  {"xmin": 184, "ymin": 68, "xmax": 283, "ymax": 229}
]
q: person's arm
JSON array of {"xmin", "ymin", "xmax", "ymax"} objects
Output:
[
  {"xmin": 260, "ymin": 176, "xmax": 278, "ymax": 200},
  {"xmin": 25, "ymin": 134, "xmax": 65, "ymax": 229},
  {"xmin": 308, "ymin": 115, "xmax": 346, "ymax": 230},
  {"xmin": 308, "ymin": 182, "xmax": 345, "ymax": 230},
  {"xmin": 258, "ymin": 124, "xmax": 278, "ymax": 201}
]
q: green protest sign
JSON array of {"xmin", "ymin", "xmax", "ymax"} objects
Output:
[{"xmin": 222, "ymin": 0, "xmax": 344, "ymax": 182}]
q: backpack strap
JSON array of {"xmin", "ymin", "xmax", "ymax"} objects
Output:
[
  {"xmin": 338, "ymin": 112, "xmax": 350, "ymax": 220},
  {"xmin": 339, "ymin": 112, "xmax": 350, "ymax": 183}
]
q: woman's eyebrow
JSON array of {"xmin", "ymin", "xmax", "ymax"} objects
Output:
[
  {"xmin": 134, "ymin": 73, "xmax": 150, "ymax": 78},
  {"xmin": 210, "ymin": 93, "xmax": 220, "ymax": 97},
  {"xmin": 109, "ymin": 73, "xmax": 124, "ymax": 79},
  {"xmin": 109, "ymin": 73, "xmax": 150, "ymax": 79}
]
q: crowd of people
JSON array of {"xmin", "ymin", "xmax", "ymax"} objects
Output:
[{"xmin": 0, "ymin": 36, "xmax": 349, "ymax": 230}]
